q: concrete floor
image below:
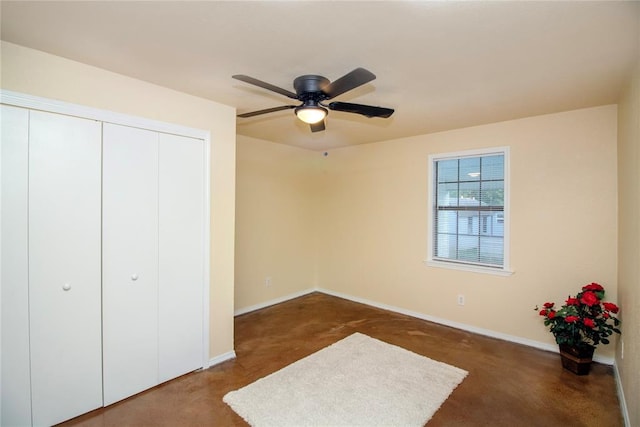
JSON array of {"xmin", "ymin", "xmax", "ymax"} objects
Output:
[{"xmin": 62, "ymin": 292, "xmax": 623, "ymax": 426}]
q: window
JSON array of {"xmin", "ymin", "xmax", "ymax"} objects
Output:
[{"xmin": 427, "ymin": 147, "xmax": 511, "ymax": 275}]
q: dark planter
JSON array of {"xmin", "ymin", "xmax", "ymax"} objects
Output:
[{"xmin": 559, "ymin": 344, "xmax": 595, "ymax": 375}]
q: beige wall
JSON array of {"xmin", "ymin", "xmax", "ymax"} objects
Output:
[
  {"xmin": 235, "ymin": 135, "xmax": 319, "ymax": 310},
  {"xmin": 234, "ymin": 105, "xmax": 619, "ymax": 361},
  {"xmin": 314, "ymin": 105, "xmax": 619, "ymax": 359},
  {"xmin": 617, "ymin": 58, "xmax": 640, "ymax": 426},
  {"xmin": 1, "ymin": 42, "xmax": 237, "ymax": 359}
]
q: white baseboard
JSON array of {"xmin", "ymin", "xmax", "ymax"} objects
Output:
[
  {"xmin": 208, "ymin": 350, "xmax": 236, "ymax": 368},
  {"xmin": 316, "ymin": 287, "xmax": 615, "ymax": 365},
  {"xmin": 234, "ymin": 288, "xmax": 317, "ymax": 316},
  {"xmin": 231, "ymin": 286, "xmax": 615, "ymax": 365},
  {"xmin": 613, "ymin": 360, "xmax": 630, "ymax": 426}
]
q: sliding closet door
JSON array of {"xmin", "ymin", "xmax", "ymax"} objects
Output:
[
  {"xmin": 1, "ymin": 105, "xmax": 31, "ymax": 426},
  {"xmin": 103, "ymin": 124, "xmax": 205, "ymax": 404},
  {"xmin": 28, "ymin": 110, "xmax": 103, "ymax": 426},
  {"xmin": 158, "ymin": 133, "xmax": 205, "ymax": 382},
  {"xmin": 102, "ymin": 123, "xmax": 159, "ymax": 405}
]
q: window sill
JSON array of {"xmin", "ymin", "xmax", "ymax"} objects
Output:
[{"xmin": 424, "ymin": 259, "xmax": 514, "ymax": 276}]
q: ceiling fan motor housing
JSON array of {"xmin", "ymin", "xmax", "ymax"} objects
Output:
[{"xmin": 293, "ymin": 75, "xmax": 330, "ymax": 100}]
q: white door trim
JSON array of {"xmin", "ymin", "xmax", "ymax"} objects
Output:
[{"xmin": 0, "ymin": 90, "xmax": 208, "ymax": 139}]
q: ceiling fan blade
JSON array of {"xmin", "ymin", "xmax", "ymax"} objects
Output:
[
  {"xmin": 310, "ymin": 120, "xmax": 326, "ymax": 132},
  {"xmin": 322, "ymin": 68, "xmax": 376, "ymax": 100},
  {"xmin": 328, "ymin": 102, "xmax": 394, "ymax": 118},
  {"xmin": 237, "ymin": 105, "xmax": 296, "ymax": 118},
  {"xmin": 232, "ymin": 75, "xmax": 298, "ymax": 99}
]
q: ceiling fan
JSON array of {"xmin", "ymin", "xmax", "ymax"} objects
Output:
[{"xmin": 232, "ymin": 68, "xmax": 394, "ymax": 132}]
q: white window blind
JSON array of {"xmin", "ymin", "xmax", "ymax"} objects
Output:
[{"xmin": 428, "ymin": 147, "xmax": 510, "ymax": 274}]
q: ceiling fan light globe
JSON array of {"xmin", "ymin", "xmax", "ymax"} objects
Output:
[{"xmin": 295, "ymin": 106, "xmax": 327, "ymax": 124}]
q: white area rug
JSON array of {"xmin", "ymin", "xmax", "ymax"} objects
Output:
[{"xmin": 223, "ymin": 332, "xmax": 468, "ymax": 427}]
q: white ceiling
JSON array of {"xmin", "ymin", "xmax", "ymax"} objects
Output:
[{"xmin": 1, "ymin": 1, "xmax": 638, "ymax": 151}]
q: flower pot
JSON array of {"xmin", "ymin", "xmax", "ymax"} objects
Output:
[{"xmin": 558, "ymin": 344, "xmax": 595, "ymax": 375}]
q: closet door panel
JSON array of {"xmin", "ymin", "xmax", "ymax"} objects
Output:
[
  {"xmin": 102, "ymin": 123, "xmax": 159, "ymax": 405},
  {"xmin": 1, "ymin": 105, "xmax": 31, "ymax": 426},
  {"xmin": 28, "ymin": 110, "xmax": 103, "ymax": 426},
  {"xmin": 158, "ymin": 134, "xmax": 205, "ymax": 382}
]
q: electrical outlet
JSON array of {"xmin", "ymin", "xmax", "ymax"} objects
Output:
[
  {"xmin": 457, "ymin": 294, "xmax": 465, "ymax": 306},
  {"xmin": 265, "ymin": 276, "xmax": 272, "ymax": 287}
]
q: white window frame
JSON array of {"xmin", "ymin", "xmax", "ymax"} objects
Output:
[{"xmin": 426, "ymin": 146, "xmax": 513, "ymax": 276}]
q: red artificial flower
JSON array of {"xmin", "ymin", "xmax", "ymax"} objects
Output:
[
  {"xmin": 537, "ymin": 283, "xmax": 621, "ymax": 350},
  {"xmin": 583, "ymin": 282, "xmax": 604, "ymax": 292},
  {"xmin": 580, "ymin": 291, "xmax": 599, "ymax": 307},
  {"xmin": 565, "ymin": 297, "xmax": 580, "ymax": 306}
]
